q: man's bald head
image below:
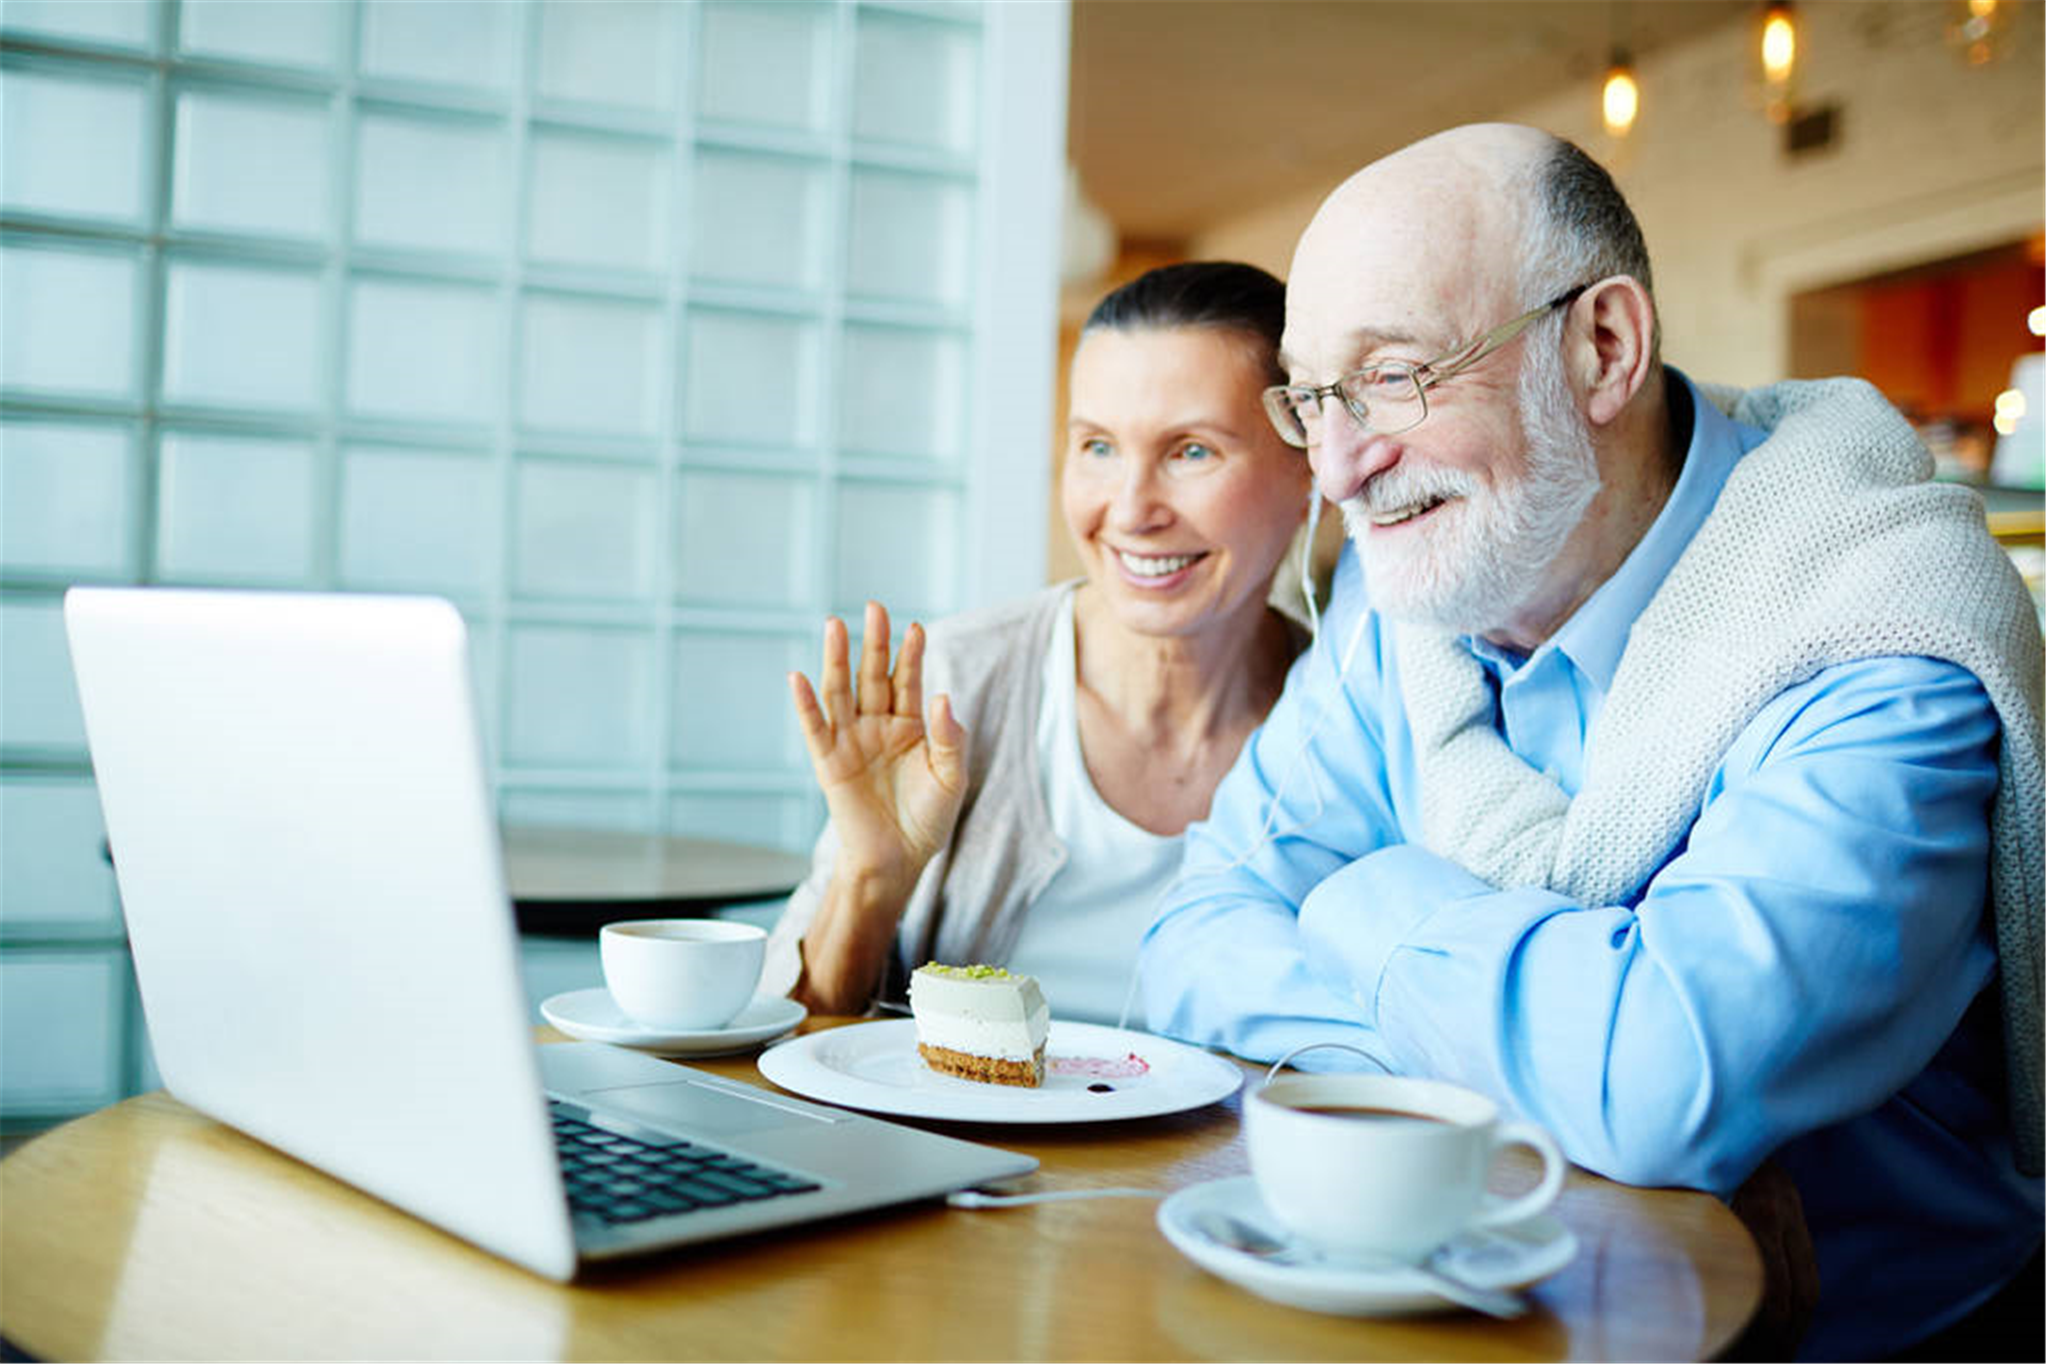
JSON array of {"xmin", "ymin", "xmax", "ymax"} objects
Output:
[{"xmin": 1284, "ymin": 124, "xmax": 1656, "ymax": 383}]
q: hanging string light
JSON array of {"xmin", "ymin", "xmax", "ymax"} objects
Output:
[
  {"xmin": 1759, "ymin": 1, "xmax": 1798, "ymax": 123},
  {"xmin": 1602, "ymin": 49, "xmax": 1640, "ymax": 137}
]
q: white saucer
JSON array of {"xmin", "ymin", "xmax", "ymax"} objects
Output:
[
  {"xmin": 1157, "ymin": 1176, "xmax": 1577, "ymax": 1317},
  {"xmin": 540, "ymin": 989, "xmax": 806, "ymax": 1056}
]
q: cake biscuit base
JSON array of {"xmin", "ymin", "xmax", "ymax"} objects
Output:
[{"xmin": 917, "ymin": 1040, "xmax": 1046, "ymax": 1088}]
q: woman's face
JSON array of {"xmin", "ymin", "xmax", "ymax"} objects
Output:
[{"xmin": 1061, "ymin": 325, "xmax": 1311, "ymax": 643}]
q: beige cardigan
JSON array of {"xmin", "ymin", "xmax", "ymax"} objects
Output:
[{"xmin": 762, "ymin": 584, "xmax": 1077, "ymax": 1008}]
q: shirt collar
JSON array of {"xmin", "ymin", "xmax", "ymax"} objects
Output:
[{"xmin": 1468, "ymin": 368, "xmax": 1767, "ymax": 688}]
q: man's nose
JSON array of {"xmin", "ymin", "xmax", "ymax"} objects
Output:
[{"xmin": 1310, "ymin": 404, "xmax": 1399, "ymax": 504}]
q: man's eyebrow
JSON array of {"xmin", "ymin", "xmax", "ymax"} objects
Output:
[{"xmin": 1278, "ymin": 328, "xmax": 1426, "ymax": 380}]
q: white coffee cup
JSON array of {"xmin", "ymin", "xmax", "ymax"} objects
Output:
[
  {"xmin": 598, "ymin": 918, "xmax": 766, "ymax": 1031},
  {"xmin": 1245, "ymin": 1052, "xmax": 1566, "ymax": 1265}
]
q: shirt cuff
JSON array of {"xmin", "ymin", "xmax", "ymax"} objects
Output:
[{"xmin": 1297, "ymin": 843, "xmax": 1495, "ymax": 1022}]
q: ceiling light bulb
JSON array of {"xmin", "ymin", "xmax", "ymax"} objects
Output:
[
  {"xmin": 1602, "ymin": 60, "xmax": 1639, "ymax": 136},
  {"xmin": 1761, "ymin": 4, "xmax": 1797, "ymax": 84},
  {"xmin": 2026, "ymin": 305, "xmax": 2045, "ymax": 336}
]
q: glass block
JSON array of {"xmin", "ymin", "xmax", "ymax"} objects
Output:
[
  {"xmin": 0, "ymin": 951, "xmax": 124, "ymax": 1110},
  {"xmin": 535, "ymin": 0, "xmax": 676, "ymax": 114},
  {"xmin": 674, "ymin": 469, "xmax": 815, "ymax": 608},
  {"xmin": 852, "ymin": 11, "xmax": 978, "ymax": 155},
  {"xmin": 0, "ymin": 243, "xmax": 138, "ymax": 399},
  {"xmin": 161, "ymin": 260, "xmax": 322, "ymax": 411},
  {"xmin": 681, "ymin": 311, "xmax": 819, "ymax": 447},
  {"xmin": 0, "ymin": 777, "xmax": 120, "ymax": 933},
  {"xmin": 359, "ymin": 0, "xmax": 522, "ymax": 93},
  {"xmin": 839, "ymin": 324, "xmax": 964, "ymax": 459},
  {"xmin": 337, "ymin": 444, "xmax": 494, "ymax": 594},
  {"xmin": 0, "ymin": 420, "xmax": 136, "ymax": 578},
  {"xmin": 499, "ymin": 787, "xmax": 651, "ymax": 833},
  {"xmin": 669, "ymin": 633, "xmax": 805, "ymax": 769},
  {"xmin": 847, "ymin": 169, "xmax": 971, "ymax": 306},
  {"xmin": 354, "ymin": 109, "xmax": 510, "ymax": 257},
  {"xmin": 696, "ymin": 0, "xmax": 829, "ymax": 132},
  {"xmin": 667, "ymin": 790, "xmax": 814, "ymax": 852},
  {"xmin": 689, "ymin": 150, "xmax": 826, "ymax": 290},
  {"xmin": 0, "ymin": 0, "xmax": 155, "ymax": 48},
  {"xmin": 154, "ymin": 432, "xmax": 317, "ymax": 584},
  {"xmin": 345, "ymin": 276, "xmax": 499, "ymax": 425},
  {"xmin": 0, "ymin": 596, "xmax": 88, "ymax": 749},
  {"xmin": 834, "ymin": 482, "xmax": 958, "ymax": 617},
  {"xmin": 518, "ymin": 293, "xmax": 663, "ymax": 438},
  {"xmin": 171, "ymin": 86, "xmax": 331, "ymax": 239},
  {"xmin": 526, "ymin": 128, "xmax": 668, "ymax": 273},
  {"xmin": 510, "ymin": 458, "xmax": 655, "ymax": 601},
  {"xmin": 502, "ymin": 624, "xmax": 653, "ymax": 768},
  {"xmin": 1, "ymin": 67, "xmax": 149, "ymax": 222},
  {"xmin": 179, "ymin": 0, "xmax": 343, "ymax": 69}
]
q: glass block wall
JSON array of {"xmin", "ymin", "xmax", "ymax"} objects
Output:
[{"xmin": 0, "ymin": 0, "xmax": 1066, "ymax": 1126}]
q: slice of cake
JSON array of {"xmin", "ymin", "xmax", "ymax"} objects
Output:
[{"xmin": 908, "ymin": 963, "xmax": 1049, "ymax": 1088}]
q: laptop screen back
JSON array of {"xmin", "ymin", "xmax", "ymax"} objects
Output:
[{"xmin": 64, "ymin": 587, "xmax": 578, "ymax": 1279}]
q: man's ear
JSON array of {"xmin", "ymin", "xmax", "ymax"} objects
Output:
[{"xmin": 1572, "ymin": 276, "xmax": 1655, "ymax": 428}]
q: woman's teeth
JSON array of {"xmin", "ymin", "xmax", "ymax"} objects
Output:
[{"xmin": 1117, "ymin": 550, "xmax": 1203, "ymax": 577}]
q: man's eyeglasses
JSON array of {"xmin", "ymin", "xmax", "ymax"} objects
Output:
[{"xmin": 1261, "ymin": 283, "xmax": 1592, "ymax": 449}]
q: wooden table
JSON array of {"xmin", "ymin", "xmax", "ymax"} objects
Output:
[
  {"xmin": 501, "ymin": 826, "xmax": 811, "ymax": 932},
  {"xmin": 0, "ymin": 1019, "xmax": 1761, "ymax": 1361}
]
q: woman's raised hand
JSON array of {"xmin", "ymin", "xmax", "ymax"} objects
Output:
[{"xmin": 788, "ymin": 601, "xmax": 968, "ymax": 894}]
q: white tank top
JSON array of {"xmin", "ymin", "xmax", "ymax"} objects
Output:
[{"xmin": 1004, "ymin": 593, "xmax": 1180, "ymax": 1026}]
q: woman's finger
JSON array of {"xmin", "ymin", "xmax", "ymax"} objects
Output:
[
  {"xmin": 925, "ymin": 692, "xmax": 966, "ymax": 792},
  {"xmin": 818, "ymin": 615, "xmax": 853, "ymax": 731},
  {"xmin": 857, "ymin": 600, "xmax": 892, "ymax": 715},
  {"xmin": 894, "ymin": 622, "xmax": 926, "ymax": 718},
  {"xmin": 787, "ymin": 671, "xmax": 833, "ymax": 763}
]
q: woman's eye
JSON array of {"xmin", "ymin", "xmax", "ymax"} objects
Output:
[
  {"xmin": 1175, "ymin": 442, "xmax": 1216, "ymax": 464},
  {"xmin": 1079, "ymin": 437, "xmax": 1114, "ymax": 459}
]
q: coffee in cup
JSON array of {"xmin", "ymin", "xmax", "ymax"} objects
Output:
[
  {"xmin": 1245, "ymin": 1066, "xmax": 1565, "ymax": 1264},
  {"xmin": 599, "ymin": 918, "xmax": 766, "ymax": 1031}
]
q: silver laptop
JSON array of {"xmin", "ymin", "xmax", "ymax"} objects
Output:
[{"xmin": 63, "ymin": 585, "xmax": 1034, "ymax": 1281}]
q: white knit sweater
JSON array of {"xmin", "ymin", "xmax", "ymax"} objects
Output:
[{"xmin": 1394, "ymin": 377, "xmax": 2044, "ymax": 1172}]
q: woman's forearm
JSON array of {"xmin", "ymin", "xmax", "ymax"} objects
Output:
[{"xmin": 790, "ymin": 862, "xmax": 921, "ymax": 1014}]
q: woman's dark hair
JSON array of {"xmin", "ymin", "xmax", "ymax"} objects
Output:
[{"xmin": 1081, "ymin": 260, "xmax": 1287, "ymax": 385}]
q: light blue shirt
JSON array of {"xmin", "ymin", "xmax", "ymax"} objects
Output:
[{"xmin": 1140, "ymin": 375, "xmax": 2042, "ymax": 1360}]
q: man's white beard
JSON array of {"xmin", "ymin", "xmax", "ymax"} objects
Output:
[{"xmin": 1341, "ymin": 333, "xmax": 1600, "ymax": 636}]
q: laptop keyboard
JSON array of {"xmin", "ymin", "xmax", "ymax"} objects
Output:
[{"xmin": 550, "ymin": 1103, "xmax": 822, "ymax": 1225}]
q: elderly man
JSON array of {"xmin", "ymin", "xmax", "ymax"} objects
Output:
[{"xmin": 1140, "ymin": 124, "xmax": 2042, "ymax": 1360}]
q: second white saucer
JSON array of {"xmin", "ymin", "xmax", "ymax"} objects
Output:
[{"xmin": 541, "ymin": 988, "xmax": 806, "ymax": 1057}]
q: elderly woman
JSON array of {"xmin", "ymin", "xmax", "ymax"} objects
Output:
[{"xmin": 762, "ymin": 262, "xmax": 1313, "ymax": 1023}]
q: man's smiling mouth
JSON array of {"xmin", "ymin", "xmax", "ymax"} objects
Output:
[{"xmin": 1368, "ymin": 494, "xmax": 1453, "ymax": 528}]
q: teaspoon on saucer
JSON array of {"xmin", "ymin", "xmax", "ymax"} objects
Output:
[{"xmin": 1191, "ymin": 1211, "xmax": 1529, "ymax": 1320}]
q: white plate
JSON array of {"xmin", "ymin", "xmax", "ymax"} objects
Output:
[
  {"xmin": 755, "ymin": 1018, "xmax": 1242, "ymax": 1123},
  {"xmin": 1158, "ymin": 1176, "xmax": 1577, "ymax": 1317},
  {"xmin": 540, "ymin": 988, "xmax": 806, "ymax": 1056}
]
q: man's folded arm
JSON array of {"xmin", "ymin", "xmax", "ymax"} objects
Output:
[
  {"xmin": 1141, "ymin": 599, "xmax": 1401, "ymax": 1066},
  {"xmin": 1292, "ymin": 656, "xmax": 2000, "ymax": 1194}
]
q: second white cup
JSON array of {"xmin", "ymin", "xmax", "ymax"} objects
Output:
[
  {"xmin": 599, "ymin": 918, "xmax": 766, "ymax": 1031},
  {"xmin": 1245, "ymin": 1067, "xmax": 1566, "ymax": 1265}
]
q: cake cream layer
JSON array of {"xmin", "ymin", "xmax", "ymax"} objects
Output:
[{"xmin": 909, "ymin": 964, "xmax": 1050, "ymax": 1062}]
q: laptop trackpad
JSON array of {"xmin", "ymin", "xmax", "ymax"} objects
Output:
[{"xmin": 583, "ymin": 1079, "xmax": 833, "ymax": 1137}]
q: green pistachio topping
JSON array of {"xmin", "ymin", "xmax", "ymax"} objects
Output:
[{"xmin": 918, "ymin": 962, "xmax": 1016, "ymax": 981}]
